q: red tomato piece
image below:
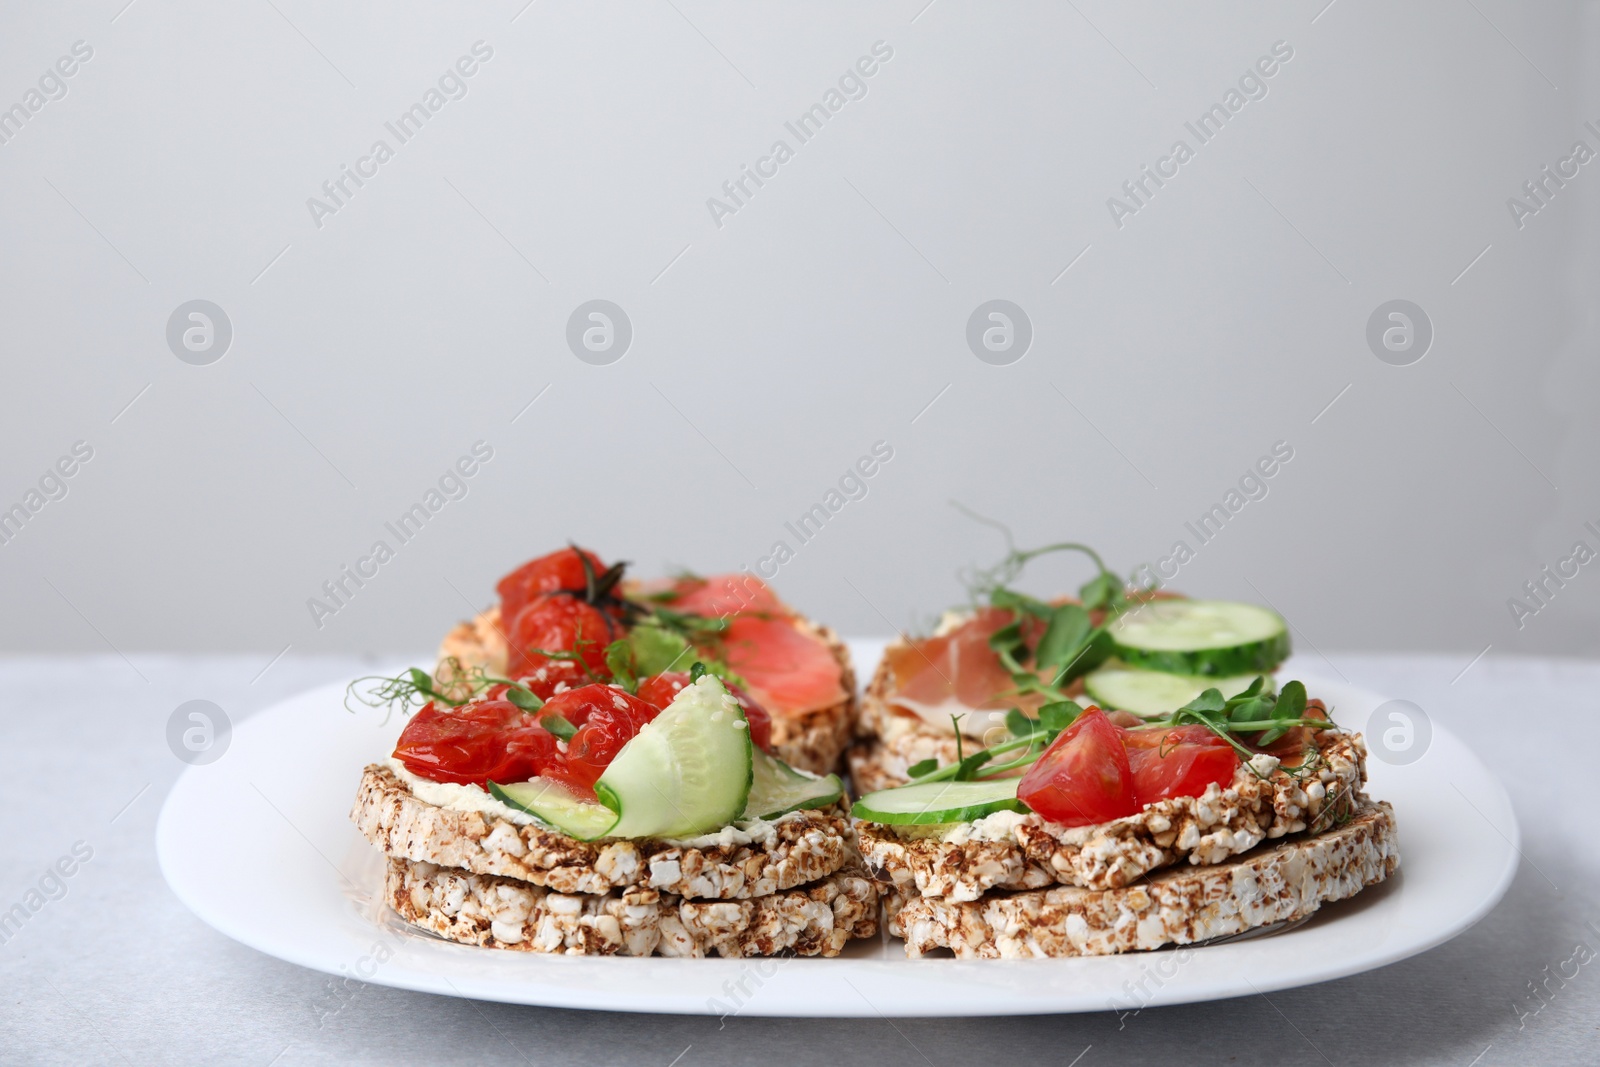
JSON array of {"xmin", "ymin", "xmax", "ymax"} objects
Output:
[
  {"xmin": 501, "ymin": 723, "xmax": 565, "ymax": 782},
  {"xmin": 633, "ymin": 672, "xmax": 691, "ymax": 714},
  {"xmin": 392, "ymin": 699, "xmax": 563, "ymax": 787},
  {"xmin": 539, "ymin": 682, "xmax": 604, "ymax": 730},
  {"xmin": 1122, "ymin": 724, "xmax": 1240, "ymax": 807},
  {"xmin": 505, "ymin": 593, "xmax": 614, "ymax": 679},
  {"xmin": 635, "ymin": 671, "xmax": 773, "ymax": 753},
  {"xmin": 511, "ymin": 659, "xmax": 593, "ymax": 702},
  {"xmin": 544, "ymin": 684, "xmax": 663, "ymax": 788},
  {"xmin": 1016, "ymin": 707, "xmax": 1138, "ymax": 827},
  {"xmin": 497, "ymin": 546, "xmax": 607, "ymax": 624}
]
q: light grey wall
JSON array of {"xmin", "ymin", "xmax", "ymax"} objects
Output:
[{"xmin": 1, "ymin": 1, "xmax": 1595, "ymax": 666}]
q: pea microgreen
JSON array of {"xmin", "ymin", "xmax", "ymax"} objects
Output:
[
  {"xmin": 952, "ymin": 507, "xmax": 1148, "ymax": 708},
  {"xmin": 1166, "ymin": 679, "xmax": 1331, "ymax": 772},
  {"xmin": 346, "ymin": 658, "xmax": 541, "ymax": 725}
]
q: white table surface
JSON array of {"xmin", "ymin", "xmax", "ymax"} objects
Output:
[{"xmin": 1, "ymin": 650, "xmax": 1596, "ymax": 1066}]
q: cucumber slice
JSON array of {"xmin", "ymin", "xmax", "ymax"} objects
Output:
[
  {"xmin": 1108, "ymin": 600, "xmax": 1289, "ymax": 676},
  {"xmin": 596, "ymin": 675, "xmax": 753, "ymax": 839},
  {"xmin": 743, "ymin": 748, "xmax": 842, "ymax": 819},
  {"xmin": 851, "ymin": 778, "xmax": 1025, "ymax": 825},
  {"xmin": 488, "ymin": 778, "xmax": 618, "ymax": 841},
  {"xmin": 1084, "ymin": 664, "xmax": 1266, "ymax": 715}
]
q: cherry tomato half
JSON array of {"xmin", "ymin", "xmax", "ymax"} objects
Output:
[
  {"xmin": 497, "ymin": 546, "xmax": 607, "ymax": 624},
  {"xmin": 392, "ymin": 699, "xmax": 563, "ymax": 787},
  {"xmin": 511, "ymin": 659, "xmax": 593, "ymax": 702},
  {"xmin": 1016, "ymin": 706, "xmax": 1137, "ymax": 827},
  {"xmin": 542, "ymin": 684, "xmax": 663, "ymax": 788},
  {"xmin": 1121, "ymin": 724, "xmax": 1239, "ymax": 807},
  {"xmin": 505, "ymin": 593, "xmax": 613, "ymax": 679}
]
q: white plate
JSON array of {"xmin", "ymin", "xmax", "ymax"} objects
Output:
[{"xmin": 157, "ymin": 643, "xmax": 1518, "ymax": 1017}]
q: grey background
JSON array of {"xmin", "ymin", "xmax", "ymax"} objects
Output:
[{"xmin": 1, "ymin": 0, "xmax": 1597, "ymax": 662}]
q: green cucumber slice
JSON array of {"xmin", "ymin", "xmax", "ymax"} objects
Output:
[
  {"xmin": 488, "ymin": 778, "xmax": 618, "ymax": 841},
  {"xmin": 596, "ymin": 675, "xmax": 753, "ymax": 839},
  {"xmin": 851, "ymin": 778, "xmax": 1025, "ymax": 825},
  {"xmin": 1108, "ymin": 600, "xmax": 1289, "ymax": 676},
  {"xmin": 743, "ymin": 748, "xmax": 842, "ymax": 819},
  {"xmin": 1084, "ymin": 664, "xmax": 1267, "ymax": 715}
]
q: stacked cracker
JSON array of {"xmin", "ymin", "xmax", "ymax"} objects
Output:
[
  {"xmin": 854, "ymin": 731, "xmax": 1399, "ymax": 958},
  {"xmin": 351, "ymin": 765, "xmax": 879, "ymax": 957}
]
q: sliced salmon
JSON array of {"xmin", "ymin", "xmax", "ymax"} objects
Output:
[
  {"xmin": 712, "ymin": 615, "xmax": 847, "ymax": 717},
  {"xmin": 648, "ymin": 573, "xmax": 842, "ymax": 719},
  {"xmin": 665, "ymin": 573, "xmax": 785, "ymax": 618}
]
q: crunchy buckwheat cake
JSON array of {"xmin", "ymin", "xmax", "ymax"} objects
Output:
[
  {"xmin": 352, "ymin": 764, "xmax": 850, "ymax": 900},
  {"xmin": 885, "ymin": 801, "xmax": 1398, "ymax": 959},
  {"xmin": 386, "ymin": 857, "xmax": 879, "ymax": 957},
  {"xmin": 437, "ymin": 606, "xmax": 858, "ymax": 775},
  {"xmin": 857, "ymin": 732, "xmax": 1368, "ymax": 901}
]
